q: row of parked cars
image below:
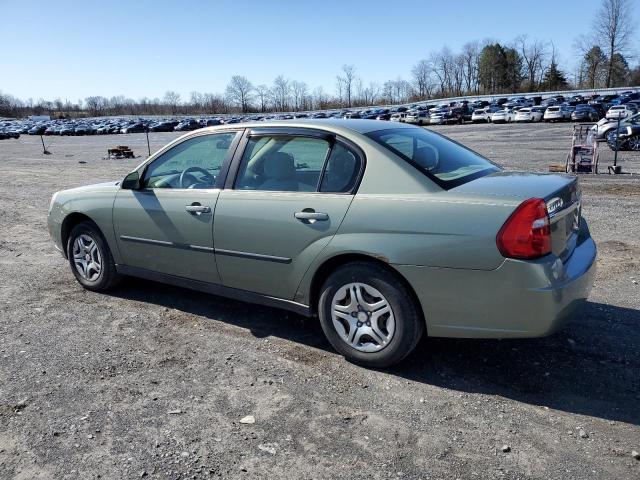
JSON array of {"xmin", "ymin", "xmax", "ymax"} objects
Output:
[
  {"xmin": 1, "ymin": 91, "xmax": 638, "ymax": 141},
  {"xmin": 392, "ymin": 92, "xmax": 640, "ymax": 126}
]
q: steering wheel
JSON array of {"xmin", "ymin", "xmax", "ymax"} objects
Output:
[{"xmin": 179, "ymin": 166, "xmax": 215, "ymax": 189}]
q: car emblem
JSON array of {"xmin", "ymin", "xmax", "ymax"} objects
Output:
[{"xmin": 546, "ymin": 197, "xmax": 564, "ymax": 216}]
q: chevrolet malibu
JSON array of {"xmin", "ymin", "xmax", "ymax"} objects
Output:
[{"xmin": 48, "ymin": 120, "xmax": 597, "ymax": 367}]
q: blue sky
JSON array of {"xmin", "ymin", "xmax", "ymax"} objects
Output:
[{"xmin": 1, "ymin": 0, "xmax": 631, "ymax": 102}]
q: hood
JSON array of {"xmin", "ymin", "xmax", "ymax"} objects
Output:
[{"xmin": 62, "ymin": 181, "xmax": 120, "ymax": 194}]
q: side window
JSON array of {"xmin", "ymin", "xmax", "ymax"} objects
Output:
[
  {"xmin": 142, "ymin": 132, "xmax": 236, "ymax": 189},
  {"xmin": 235, "ymin": 136, "xmax": 330, "ymax": 192},
  {"xmin": 320, "ymin": 143, "xmax": 361, "ymax": 193}
]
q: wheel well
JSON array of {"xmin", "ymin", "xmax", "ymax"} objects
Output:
[
  {"xmin": 308, "ymin": 253, "xmax": 425, "ymax": 325},
  {"xmin": 60, "ymin": 213, "xmax": 97, "ymax": 256}
]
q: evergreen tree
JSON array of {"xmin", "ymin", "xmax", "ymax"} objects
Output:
[{"xmin": 543, "ymin": 61, "xmax": 568, "ymax": 90}]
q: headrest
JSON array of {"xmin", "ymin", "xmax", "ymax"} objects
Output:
[
  {"xmin": 413, "ymin": 146, "xmax": 438, "ymax": 170},
  {"xmin": 263, "ymin": 152, "xmax": 295, "ymax": 180}
]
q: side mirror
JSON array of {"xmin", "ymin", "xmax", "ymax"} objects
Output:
[{"xmin": 121, "ymin": 171, "xmax": 141, "ymax": 190}]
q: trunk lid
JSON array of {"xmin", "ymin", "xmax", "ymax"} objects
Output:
[{"xmin": 451, "ymin": 172, "xmax": 582, "ymax": 261}]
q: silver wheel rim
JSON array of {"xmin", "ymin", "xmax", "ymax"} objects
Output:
[
  {"xmin": 629, "ymin": 136, "xmax": 640, "ymax": 151},
  {"xmin": 72, "ymin": 234, "xmax": 102, "ymax": 281},
  {"xmin": 331, "ymin": 283, "xmax": 395, "ymax": 353}
]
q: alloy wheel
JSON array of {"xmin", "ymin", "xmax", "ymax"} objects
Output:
[
  {"xmin": 72, "ymin": 234, "xmax": 102, "ymax": 281},
  {"xmin": 628, "ymin": 135, "xmax": 640, "ymax": 151},
  {"xmin": 331, "ymin": 283, "xmax": 396, "ymax": 353}
]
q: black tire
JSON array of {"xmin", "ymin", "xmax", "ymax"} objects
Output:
[
  {"xmin": 66, "ymin": 221, "xmax": 122, "ymax": 291},
  {"xmin": 318, "ymin": 261, "xmax": 424, "ymax": 368}
]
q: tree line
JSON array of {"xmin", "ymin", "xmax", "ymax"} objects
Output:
[{"xmin": 1, "ymin": 0, "xmax": 637, "ymax": 119}]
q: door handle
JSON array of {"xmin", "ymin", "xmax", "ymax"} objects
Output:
[
  {"xmin": 294, "ymin": 210, "xmax": 328, "ymax": 223},
  {"xmin": 185, "ymin": 204, "xmax": 211, "ymax": 215}
]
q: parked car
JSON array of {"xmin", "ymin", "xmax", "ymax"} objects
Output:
[
  {"xmin": 150, "ymin": 121, "xmax": 179, "ymax": 132},
  {"xmin": 28, "ymin": 124, "xmax": 47, "ymax": 135},
  {"xmin": 376, "ymin": 109, "xmax": 391, "ymax": 121},
  {"xmin": 571, "ymin": 105, "xmax": 600, "ymax": 122},
  {"xmin": 543, "ymin": 105, "xmax": 572, "ymax": 122},
  {"xmin": 490, "ymin": 109, "xmax": 516, "ymax": 123},
  {"xmin": 514, "ymin": 107, "xmax": 544, "ymax": 122},
  {"xmin": 471, "ymin": 108, "xmax": 491, "ymax": 123},
  {"xmin": 121, "ymin": 122, "xmax": 146, "ymax": 134},
  {"xmin": 405, "ymin": 111, "xmax": 430, "ymax": 126},
  {"xmin": 47, "ymin": 119, "xmax": 596, "ymax": 367},
  {"xmin": 606, "ymin": 104, "xmax": 637, "ymax": 120},
  {"xmin": 175, "ymin": 119, "xmax": 201, "ymax": 131},
  {"xmin": 390, "ymin": 112, "xmax": 407, "ymax": 122},
  {"xmin": 592, "ymin": 112, "xmax": 640, "ymax": 140},
  {"xmin": 605, "ymin": 114, "xmax": 640, "ymax": 151}
]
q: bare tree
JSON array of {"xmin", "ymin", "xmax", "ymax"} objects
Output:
[
  {"xmin": 461, "ymin": 41, "xmax": 481, "ymax": 93},
  {"xmin": 593, "ymin": 0, "xmax": 635, "ymax": 87},
  {"xmin": 272, "ymin": 75, "xmax": 290, "ymax": 112},
  {"xmin": 516, "ymin": 36, "xmax": 548, "ymax": 91},
  {"xmin": 313, "ymin": 86, "xmax": 328, "ymax": 110},
  {"xmin": 225, "ymin": 75, "xmax": 253, "ymax": 113},
  {"xmin": 411, "ymin": 59, "xmax": 432, "ymax": 99},
  {"xmin": 163, "ymin": 91, "xmax": 181, "ymax": 115},
  {"xmin": 255, "ymin": 84, "xmax": 269, "ymax": 112},
  {"xmin": 291, "ymin": 81, "xmax": 308, "ymax": 111},
  {"xmin": 337, "ymin": 64, "xmax": 357, "ymax": 107}
]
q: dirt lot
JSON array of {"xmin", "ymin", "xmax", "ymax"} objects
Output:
[{"xmin": 0, "ymin": 123, "xmax": 639, "ymax": 479}]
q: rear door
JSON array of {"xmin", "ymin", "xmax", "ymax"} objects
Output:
[{"xmin": 213, "ymin": 128, "xmax": 364, "ymax": 300}]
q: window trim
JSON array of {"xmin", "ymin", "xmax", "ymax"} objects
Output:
[
  {"xmin": 137, "ymin": 129, "xmax": 243, "ymax": 191},
  {"xmin": 224, "ymin": 127, "xmax": 366, "ymax": 195}
]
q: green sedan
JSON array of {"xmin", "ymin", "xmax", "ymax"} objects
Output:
[{"xmin": 48, "ymin": 120, "xmax": 597, "ymax": 367}]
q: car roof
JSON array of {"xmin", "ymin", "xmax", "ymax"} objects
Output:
[{"xmin": 193, "ymin": 118, "xmax": 417, "ymax": 136}]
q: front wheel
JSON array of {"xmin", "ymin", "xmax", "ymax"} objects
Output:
[
  {"xmin": 67, "ymin": 221, "xmax": 122, "ymax": 291},
  {"xmin": 318, "ymin": 262, "xmax": 424, "ymax": 368}
]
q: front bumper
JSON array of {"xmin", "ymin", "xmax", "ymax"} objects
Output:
[{"xmin": 393, "ymin": 227, "xmax": 597, "ymax": 338}]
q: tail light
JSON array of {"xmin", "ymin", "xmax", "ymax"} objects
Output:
[{"xmin": 496, "ymin": 198, "xmax": 551, "ymax": 259}]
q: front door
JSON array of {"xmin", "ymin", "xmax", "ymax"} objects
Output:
[
  {"xmin": 213, "ymin": 131, "xmax": 363, "ymax": 300},
  {"xmin": 114, "ymin": 131, "xmax": 239, "ymax": 283}
]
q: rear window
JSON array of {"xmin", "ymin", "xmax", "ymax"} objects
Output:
[{"xmin": 365, "ymin": 127, "xmax": 500, "ymax": 189}]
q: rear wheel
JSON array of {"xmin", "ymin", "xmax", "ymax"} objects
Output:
[
  {"xmin": 66, "ymin": 221, "xmax": 122, "ymax": 291},
  {"xmin": 628, "ymin": 135, "xmax": 640, "ymax": 151},
  {"xmin": 318, "ymin": 262, "xmax": 423, "ymax": 368}
]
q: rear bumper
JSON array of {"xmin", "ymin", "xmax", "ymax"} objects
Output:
[{"xmin": 393, "ymin": 230, "xmax": 597, "ymax": 339}]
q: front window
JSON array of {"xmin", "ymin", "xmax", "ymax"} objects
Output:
[
  {"xmin": 142, "ymin": 132, "xmax": 236, "ymax": 189},
  {"xmin": 365, "ymin": 127, "xmax": 499, "ymax": 189}
]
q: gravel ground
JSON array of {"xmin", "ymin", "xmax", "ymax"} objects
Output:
[{"xmin": 0, "ymin": 123, "xmax": 639, "ymax": 479}]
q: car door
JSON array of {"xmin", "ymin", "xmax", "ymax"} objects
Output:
[
  {"xmin": 213, "ymin": 128, "xmax": 363, "ymax": 300},
  {"xmin": 113, "ymin": 131, "xmax": 240, "ymax": 284}
]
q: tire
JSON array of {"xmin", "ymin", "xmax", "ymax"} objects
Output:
[
  {"xmin": 628, "ymin": 135, "xmax": 640, "ymax": 151},
  {"xmin": 66, "ymin": 221, "xmax": 122, "ymax": 291},
  {"xmin": 318, "ymin": 262, "xmax": 424, "ymax": 368}
]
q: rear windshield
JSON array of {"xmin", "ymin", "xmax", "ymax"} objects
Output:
[{"xmin": 365, "ymin": 128, "xmax": 500, "ymax": 189}]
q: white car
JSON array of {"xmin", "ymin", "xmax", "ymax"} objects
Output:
[
  {"xmin": 543, "ymin": 106, "xmax": 572, "ymax": 122},
  {"xmin": 490, "ymin": 109, "xmax": 516, "ymax": 123},
  {"xmin": 471, "ymin": 108, "xmax": 491, "ymax": 123},
  {"xmin": 515, "ymin": 107, "xmax": 544, "ymax": 123},
  {"xmin": 404, "ymin": 111, "xmax": 430, "ymax": 126},
  {"xmin": 606, "ymin": 104, "xmax": 637, "ymax": 120},
  {"xmin": 390, "ymin": 112, "xmax": 407, "ymax": 122}
]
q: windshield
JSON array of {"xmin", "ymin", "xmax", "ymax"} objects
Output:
[
  {"xmin": 365, "ymin": 128, "xmax": 500, "ymax": 189},
  {"xmin": 624, "ymin": 112, "xmax": 640, "ymax": 125}
]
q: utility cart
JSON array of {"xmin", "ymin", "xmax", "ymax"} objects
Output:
[{"xmin": 565, "ymin": 124, "xmax": 599, "ymax": 174}]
